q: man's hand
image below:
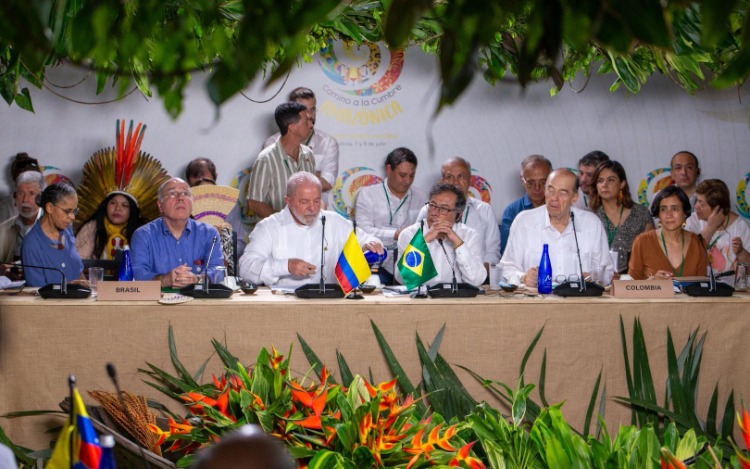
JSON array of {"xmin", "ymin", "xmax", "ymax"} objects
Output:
[
  {"xmin": 165, "ymin": 263, "xmax": 199, "ymax": 288},
  {"xmin": 648, "ymin": 270, "xmax": 674, "ymax": 280},
  {"xmin": 424, "ymin": 221, "xmax": 462, "ymax": 246},
  {"xmin": 362, "ymin": 241, "xmax": 384, "ymax": 255},
  {"xmin": 523, "ymin": 266, "xmax": 538, "ymax": 288},
  {"xmin": 288, "ymin": 259, "xmax": 317, "ymax": 277}
]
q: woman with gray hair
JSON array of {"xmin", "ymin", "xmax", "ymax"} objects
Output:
[{"xmin": 21, "ymin": 182, "xmax": 87, "ymax": 287}]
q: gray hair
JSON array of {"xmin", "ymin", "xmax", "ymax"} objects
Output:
[
  {"xmin": 15, "ymin": 170, "xmax": 46, "ymax": 191},
  {"xmin": 442, "ymin": 156, "xmax": 471, "ymax": 174},
  {"xmin": 520, "ymin": 154, "xmax": 552, "ymax": 174},
  {"xmin": 157, "ymin": 177, "xmax": 190, "ymax": 201},
  {"xmin": 286, "ymin": 171, "xmax": 321, "ymax": 197}
]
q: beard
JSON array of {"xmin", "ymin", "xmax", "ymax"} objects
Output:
[{"xmin": 18, "ymin": 205, "xmax": 38, "ymax": 219}]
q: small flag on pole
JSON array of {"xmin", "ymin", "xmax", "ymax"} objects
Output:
[
  {"xmin": 334, "ymin": 230, "xmax": 371, "ymax": 294},
  {"xmin": 398, "ymin": 223, "xmax": 437, "ymax": 290},
  {"xmin": 46, "ymin": 388, "xmax": 102, "ymax": 469}
]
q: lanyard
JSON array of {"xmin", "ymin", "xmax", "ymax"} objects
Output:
[
  {"xmin": 604, "ymin": 205, "xmax": 624, "ymax": 247},
  {"xmin": 660, "ymin": 229, "xmax": 685, "ymax": 276},
  {"xmin": 462, "ymin": 202, "xmax": 470, "ymax": 224},
  {"xmin": 382, "ymin": 182, "xmax": 409, "ymax": 226},
  {"xmin": 705, "ymin": 216, "xmax": 729, "ymax": 251}
]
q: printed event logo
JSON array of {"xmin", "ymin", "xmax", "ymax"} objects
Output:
[
  {"xmin": 637, "ymin": 168, "xmax": 673, "ymax": 206},
  {"xmin": 332, "ymin": 167, "xmax": 383, "ymax": 219},
  {"xmin": 469, "ymin": 172, "xmax": 492, "ymax": 204},
  {"xmin": 41, "ymin": 166, "xmax": 73, "ymax": 187},
  {"xmin": 317, "ymin": 40, "xmax": 405, "ymax": 126},
  {"xmin": 737, "ymin": 173, "xmax": 750, "ymax": 221}
]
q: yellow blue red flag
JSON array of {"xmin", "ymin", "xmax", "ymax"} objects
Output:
[
  {"xmin": 398, "ymin": 225, "xmax": 437, "ymax": 289},
  {"xmin": 334, "ymin": 230, "xmax": 371, "ymax": 294},
  {"xmin": 46, "ymin": 388, "xmax": 102, "ymax": 469}
]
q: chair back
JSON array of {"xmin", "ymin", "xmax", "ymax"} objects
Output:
[{"xmin": 83, "ymin": 250, "xmax": 123, "ymax": 281}]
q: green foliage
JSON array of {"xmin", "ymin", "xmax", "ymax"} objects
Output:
[{"xmin": 0, "ymin": 0, "xmax": 748, "ymax": 116}]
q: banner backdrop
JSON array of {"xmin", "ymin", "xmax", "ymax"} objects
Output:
[{"xmin": 0, "ymin": 41, "xmax": 748, "ymax": 222}]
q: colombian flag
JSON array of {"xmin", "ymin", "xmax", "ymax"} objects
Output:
[
  {"xmin": 46, "ymin": 388, "xmax": 102, "ymax": 469},
  {"xmin": 334, "ymin": 230, "xmax": 371, "ymax": 294}
]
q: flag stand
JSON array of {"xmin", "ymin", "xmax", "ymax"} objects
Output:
[{"xmin": 68, "ymin": 375, "xmax": 75, "ymax": 469}]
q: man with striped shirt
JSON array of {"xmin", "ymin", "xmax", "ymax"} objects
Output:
[{"xmin": 245, "ymin": 102, "xmax": 316, "ymax": 222}]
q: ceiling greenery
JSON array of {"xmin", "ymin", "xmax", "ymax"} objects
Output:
[{"xmin": 1, "ymin": 0, "xmax": 748, "ymax": 117}]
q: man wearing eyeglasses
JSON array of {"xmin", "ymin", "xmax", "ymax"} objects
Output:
[
  {"xmin": 397, "ymin": 184, "xmax": 486, "ymax": 287},
  {"xmin": 500, "ymin": 155, "xmax": 552, "ymax": 256},
  {"xmin": 416, "ymin": 157, "xmax": 500, "ymax": 273},
  {"xmin": 501, "ymin": 169, "xmax": 613, "ymax": 287},
  {"xmin": 354, "ymin": 147, "xmax": 428, "ymax": 285},
  {"xmin": 131, "ymin": 178, "xmax": 224, "ymax": 287}
]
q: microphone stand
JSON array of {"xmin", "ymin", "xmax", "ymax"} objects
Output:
[
  {"xmin": 204, "ymin": 236, "xmax": 218, "ymax": 293},
  {"xmin": 438, "ymin": 239, "xmax": 458, "ymax": 293},
  {"xmin": 320, "ymin": 215, "xmax": 326, "ymax": 294},
  {"xmin": 571, "ymin": 212, "xmax": 586, "ymax": 293},
  {"xmin": 181, "ymin": 235, "xmax": 233, "ymax": 298},
  {"xmin": 295, "ymin": 214, "xmax": 344, "ymax": 298},
  {"xmin": 426, "ymin": 234, "xmax": 480, "ymax": 298},
  {"xmin": 2, "ymin": 262, "xmax": 91, "ymax": 298}
]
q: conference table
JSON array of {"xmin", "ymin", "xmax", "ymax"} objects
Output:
[{"xmin": 1, "ymin": 287, "xmax": 748, "ymax": 450}]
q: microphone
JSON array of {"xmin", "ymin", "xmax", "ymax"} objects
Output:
[
  {"xmin": 683, "ymin": 234, "xmax": 734, "ymax": 297},
  {"xmin": 181, "ymin": 236, "xmax": 232, "ymax": 298},
  {"xmin": 552, "ymin": 211, "xmax": 604, "ymax": 297},
  {"xmin": 426, "ymin": 236, "xmax": 480, "ymax": 298},
  {"xmin": 106, "ymin": 363, "xmax": 152, "ymax": 469},
  {"xmin": 2, "ymin": 262, "xmax": 90, "ymax": 298},
  {"xmin": 295, "ymin": 214, "xmax": 344, "ymax": 298}
]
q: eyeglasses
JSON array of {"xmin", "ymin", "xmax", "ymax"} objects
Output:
[
  {"xmin": 53, "ymin": 204, "xmax": 79, "ymax": 217},
  {"xmin": 544, "ymin": 187, "xmax": 573, "ymax": 199},
  {"xmin": 425, "ymin": 202, "xmax": 456, "ymax": 216},
  {"xmin": 554, "ymin": 274, "xmax": 582, "ymax": 284},
  {"xmin": 164, "ymin": 190, "xmax": 192, "ymax": 199},
  {"xmin": 522, "ymin": 178, "xmax": 546, "ymax": 189}
]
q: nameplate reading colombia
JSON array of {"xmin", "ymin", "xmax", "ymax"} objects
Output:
[
  {"xmin": 97, "ymin": 281, "xmax": 161, "ymax": 301},
  {"xmin": 611, "ymin": 279, "xmax": 674, "ymax": 299}
]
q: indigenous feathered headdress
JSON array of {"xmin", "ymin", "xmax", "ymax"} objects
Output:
[{"xmin": 75, "ymin": 120, "xmax": 169, "ymax": 232}]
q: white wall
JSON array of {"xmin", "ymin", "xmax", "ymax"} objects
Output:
[{"xmin": 1, "ymin": 41, "xmax": 748, "ymax": 220}]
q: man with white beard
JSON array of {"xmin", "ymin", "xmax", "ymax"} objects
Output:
[{"xmin": 0, "ymin": 171, "xmax": 45, "ymax": 271}]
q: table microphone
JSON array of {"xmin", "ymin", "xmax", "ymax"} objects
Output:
[
  {"xmin": 552, "ymin": 212, "xmax": 604, "ymax": 297},
  {"xmin": 181, "ymin": 236, "xmax": 232, "ymax": 298},
  {"xmin": 106, "ymin": 363, "xmax": 152, "ymax": 469},
  {"xmin": 295, "ymin": 215, "xmax": 344, "ymax": 298},
  {"xmin": 683, "ymin": 234, "xmax": 734, "ymax": 297},
  {"xmin": 427, "ymin": 238, "xmax": 480, "ymax": 298},
  {"xmin": 1, "ymin": 262, "xmax": 90, "ymax": 298}
]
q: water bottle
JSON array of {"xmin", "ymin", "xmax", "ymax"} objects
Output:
[
  {"xmin": 538, "ymin": 244, "xmax": 552, "ymax": 294},
  {"xmin": 117, "ymin": 245, "xmax": 134, "ymax": 281},
  {"xmin": 99, "ymin": 434, "xmax": 118, "ymax": 469}
]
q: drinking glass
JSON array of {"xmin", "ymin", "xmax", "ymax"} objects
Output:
[
  {"xmin": 210, "ymin": 266, "xmax": 227, "ymax": 285},
  {"xmin": 88, "ymin": 267, "xmax": 104, "ymax": 298},
  {"xmin": 489, "ymin": 263, "xmax": 503, "ymax": 290}
]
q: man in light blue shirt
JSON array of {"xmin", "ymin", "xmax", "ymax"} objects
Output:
[
  {"xmin": 500, "ymin": 155, "xmax": 552, "ymax": 255},
  {"xmin": 131, "ymin": 178, "xmax": 223, "ymax": 287}
]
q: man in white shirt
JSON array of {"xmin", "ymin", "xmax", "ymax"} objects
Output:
[
  {"xmin": 239, "ymin": 172, "xmax": 383, "ymax": 289},
  {"xmin": 397, "ymin": 184, "xmax": 486, "ymax": 287},
  {"xmin": 354, "ymin": 147, "xmax": 428, "ymax": 285},
  {"xmin": 264, "ymin": 87, "xmax": 339, "ymax": 202},
  {"xmin": 670, "ymin": 150, "xmax": 701, "ymax": 208},
  {"xmin": 417, "ymin": 157, "xmax": 500, "ymax": 272},
  {"xmin": 573, "ymin": 150, "xmax": 609, "ymax": 211},
  {"xmin": 0, "ymin": 171, "xmax": 45, "ymax": 273},
  {"xmin": 502, "ymin": 169, "xmax": 614, "ymax": 287}
]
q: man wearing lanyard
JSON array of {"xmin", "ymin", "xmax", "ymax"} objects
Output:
[
  {"xmin": 573, "ymin": 150, "xmax": 609, "ymax": 211},
  {"xmin": 245, "ymin": 102, "xmax": 316, "ymax": 223},
  {"xmin": 417, "ymin": 157, "xmax": 500, "ymax": 276},
  {"xmin": 355, "ymin": 147, "xmax": 427, "ymax": 285}
]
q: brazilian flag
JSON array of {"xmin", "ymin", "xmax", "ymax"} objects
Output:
[{"xmin": 398, "ymin": 225, "xmax": 437, "ymax": 289}]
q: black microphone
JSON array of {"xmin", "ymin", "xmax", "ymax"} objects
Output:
[
  {"xmin": 106, "ymin": 363, "xmax": 152, "ymax": 469},
  {"xmin": 552, "ymin": 211, "xmax": 604, "ymax": 297},
  {"xmin": 295, "ymin": 214, "xmax": 344, "ymax": 298},
  {"xmin": 181, "ymin": 235, "xmax": 232, "ymax": 298},
  {"xmin": 683, "ymin": 234, "xmax": 734, "ymax": 297},
  {"xmin": 2, "ymin": 262, "xmax": 90, "ymax": 298},
  {"xmin": 426, "ymin": 236, "xmax": 480, "ymax": 298}
]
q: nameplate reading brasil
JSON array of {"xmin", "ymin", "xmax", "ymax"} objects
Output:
[
  {"xmin": 611, "ymin": 279, "xmax": 673, "ymax": 298},
  {"xmin": 97, "ymin": 281, "xmax": 161, "ymax": 301}
]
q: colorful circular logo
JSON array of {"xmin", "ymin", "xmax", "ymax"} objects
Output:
[
  {"xmin": 469, "ymin": 172, "xmax": 492, "ymax": 204},
  {"xmin": 319, "ymin": 40, "xmax": 404, "ymax": 96},
  {"xmin": 637, "ymin": 168, "xmax": 673, "ymax": 206},
  {"xmin": 41, "ymin": 166, "xmax": 73, "ymax": 187},
  {"xmin": 737, "ymin": 173, "xmax": 750, "ymax": 221},
  {"xmin": 332, "ymin": 166, "xmax": 383, "ymax": 219}
]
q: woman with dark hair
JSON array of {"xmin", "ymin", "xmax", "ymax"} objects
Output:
[
  {"xmin": 685, "ymin": 179, "xmax": 750, "ymax": 272},
  {"xmin": 75, "ymin": 192, "xmax": 145, "ymax": 259},
  {"xmin": 628, "ymin": 186, "xmax": 707, "ymax": 280},
  {"xmin": 590, "ymin": 160, "xmax": 653, "ymax": 272},
  {"xmin": 21, "ymin": 182, "xmax": 87, "ymax": 287}
]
